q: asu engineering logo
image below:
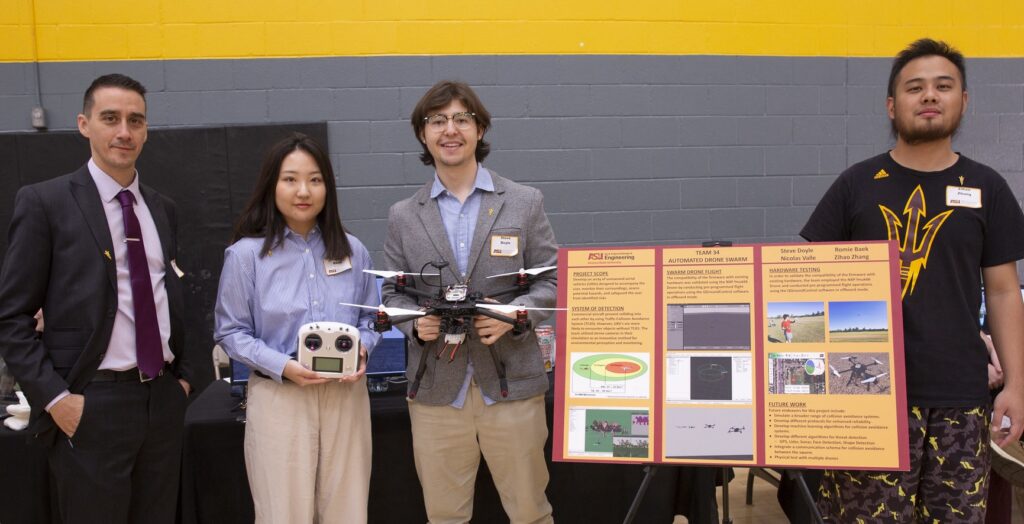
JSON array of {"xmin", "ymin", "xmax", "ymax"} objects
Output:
[
  {"xmin": 587, "ymin": 252, "xmax": 636, "ymax": 262},
  {"xmin": 879, "ymin": 185, "xmax": 953, "ymax": 298}
]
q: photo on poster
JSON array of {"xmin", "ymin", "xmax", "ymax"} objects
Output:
[
  {"xmin": 827, "ymin": 352, "xmax": 891, "ymax": 394},
  {"xmin": 664, "ymin": 406, "xmax": 753, "ymax": 460},
  {"xmin": 666, "ymin": 303, "xmax": 751, "ymax": 350},
  {"xmin": 766, "ymin": 302, "xmax": 825, "ymax": 344},
  {"xmin": 665, "ymin": 353, "xmax": 753, "ymax": 403},
  {"xmin": 570, "ymin": 352, "xmax": 650, "ymax": 399},
  {"xmin": 567, "ymin": 407, "xmax": 650, "ymax": 458},
  {"xmin": 691, "ymin": 357, "xmax": 731, "ymax": 401},
  {"xmin": 828, "ymin": 301, "xmax": 889, "ymax": 343},
  {"xmin": 768, "ymin": 352, "xmax": 826, "ymax": 394}
]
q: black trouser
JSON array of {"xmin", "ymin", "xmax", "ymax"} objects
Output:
[{"xmin": 48, "ymin": 371, "xmax": 187, "ymax": 524}]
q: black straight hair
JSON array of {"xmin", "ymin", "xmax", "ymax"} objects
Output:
[
  {"xmin": 83, "ymin": 73, "xmax": 147, "ymax": 115},
  {"xmin": 231, "ymin": 133, "xmax": 352, "ymax": 261},
  {"xmin": 888, "ymin": 38, "xmax": 967, "ymax": 98}
]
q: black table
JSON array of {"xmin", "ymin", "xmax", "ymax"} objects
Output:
[
  {"xmin": 0, "ymin": 420, "xmax": 52, "ymax": 524},
  {"xmin": 1, "ymin": 379, "xmax": 688, "ymax": 523},
  {"xmin": 182, "ymin": 379, "xmax": 681, "ymax": 523}
]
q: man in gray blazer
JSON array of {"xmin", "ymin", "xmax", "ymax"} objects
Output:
[{"xmin": 383, "ymin": 81, "xmax": 557, "ymax": 524}]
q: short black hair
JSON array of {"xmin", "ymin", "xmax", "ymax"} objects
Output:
[
  {"xmin": 410, "ymin": 81, "xmax": 491, "ymax": 166},
  {"xmin": 83, "ymin": 73, "xmax": 147, "ymax": 115},
  {"xmin": 888, "ymin": 38, "xmax": 966, "ymax": 98}
]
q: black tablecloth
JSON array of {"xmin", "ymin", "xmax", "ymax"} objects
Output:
[
  {"xmin": 0, "ymin": 421, "xmax": 52, "ymax": 524},
  {"xmin": 181, "ymin": 379, "xmax": 681, "ymax": 523},
  {"xmin": 0, "ymin": 379, "xmax": 685, "ymax": 523}
]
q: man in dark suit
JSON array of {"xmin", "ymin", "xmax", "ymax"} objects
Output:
[{"xmin": 0, "ymin": 73, "xmax": 194, "ymax": 523}]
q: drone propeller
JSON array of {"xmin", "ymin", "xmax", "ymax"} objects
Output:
[
  {"xmin": 862, "ymin": 373, "xmax": 888, "ymax": 384},
  {"xmin": 486, "ymin": 266, "xmax": 557, "ymax": 279},
  {"xmin": 364, "ymin": 269, "xmax": 439, "ymax": 278},
  {"xmin": 872, "ymin": 358, "xmax": 883, "ymax": 365},
  {"xmin": 476, "ymin": 303, "xmax": 567, "ymax": 314},
  {"xmin": 338, "ymin": 302, "xmax": 426, "ymax": 317},
  {"xmin": 828, "ymin": 365, "xmax": 840, "ymax": 377}
]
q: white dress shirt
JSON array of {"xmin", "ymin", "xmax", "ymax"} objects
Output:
[{"xmin": 88, "ymin": 159, "xmax": 174, "ymax": 371}]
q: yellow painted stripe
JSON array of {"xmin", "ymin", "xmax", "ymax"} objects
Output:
[{"xmin": 3, "ymin": 0, "xmax": 1024, "ymax": 62}]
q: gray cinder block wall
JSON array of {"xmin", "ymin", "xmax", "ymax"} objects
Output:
[{"xmin": 1, "ymin": 55, "xmax": 1021, "ymax": 271}]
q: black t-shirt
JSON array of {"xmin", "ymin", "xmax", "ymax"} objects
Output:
[{"xmin": 801, "ymin": 152, "xmax": 1024, "ymax": 407}]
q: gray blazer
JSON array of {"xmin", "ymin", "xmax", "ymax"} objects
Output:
[{"xmin": 382, "ymin": 170, "xmax": 558, "ymax": 405}]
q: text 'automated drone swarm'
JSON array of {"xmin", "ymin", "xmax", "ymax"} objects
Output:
[{"xmin": 342, "ymin": 261, "xmax": 561, "ymax": 399}]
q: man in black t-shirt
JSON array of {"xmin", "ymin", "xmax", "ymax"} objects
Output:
[{"xmin": 802, "ymin": 38, "xmax": 1024, "ymax": 522}]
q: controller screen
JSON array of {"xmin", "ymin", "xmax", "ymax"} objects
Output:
[{"xmin": 313, "ymin": 357, "xmax": 343, "ymax": 373}]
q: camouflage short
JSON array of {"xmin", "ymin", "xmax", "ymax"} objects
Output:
[{"xmin": 817, "ymin": 405, "xmax": 991, "ymax": 523}]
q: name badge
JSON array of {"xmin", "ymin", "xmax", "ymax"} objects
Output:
[
  {"xmin": 946, "ymin": 186, "xmax": 982, "ymax": 208},
  {"xmin": 325, "ymin": 257, "xmax": 352, "ymax": 276},
  {"xmin": 490, "ymin": 235, "xmax": 519, "ymax": 257}
]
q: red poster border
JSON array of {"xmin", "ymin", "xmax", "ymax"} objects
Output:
[{"xmin": 553, "ymin": 241, "xmax": 909, "ymax": 471}]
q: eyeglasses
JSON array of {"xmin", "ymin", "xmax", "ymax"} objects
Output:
[{"xmin": 424, "ymin": 112, "xmax": 476, "ymax": 131}]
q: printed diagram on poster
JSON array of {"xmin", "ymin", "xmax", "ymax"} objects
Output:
[
  {"xmin": 768, "ymin": 352, "xmax": 826, "ymax": 394},
  {"xmin": 667, "ymin": 304, "xmax": 751, "ymax": 350},
  {"xmin": 570, "ymin": 353, "xmax": 650, "ymax": 399},
  {"xmin": 553, "ymin": 242, "xmax": 909, "ymax": 470},
  {"xmin": 567, "ymin": 407, "xmax": 650, "ymax": 458},
  {"xmin": 664, "ymin": 406, "xmax": 754, "ymax": 461},
  {"xmin": 664, "ymin": 353, "xmax": 752, "ymax": 403}
]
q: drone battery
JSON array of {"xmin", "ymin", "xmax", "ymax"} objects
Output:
[{"xmin": 297, "ymin": 322, "xmax": 360, "ymax": 377}]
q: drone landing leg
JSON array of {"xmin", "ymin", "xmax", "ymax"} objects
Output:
[
  {"xmin": 408, "ymin": 345, "xmax": 432, "ymax": 400},
  {"xmin": 486, "ymin": 345, "xmax": 509, "ymax": 398}
]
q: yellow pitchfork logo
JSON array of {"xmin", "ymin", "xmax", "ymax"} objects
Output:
[{"xmin": 879, "ymin": 185, "xmax": 953, "ymax": 298}]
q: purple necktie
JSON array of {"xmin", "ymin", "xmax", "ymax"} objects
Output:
[{"xmin": 116, "ymin": 190, "xmax": 164, "ymax": 379}]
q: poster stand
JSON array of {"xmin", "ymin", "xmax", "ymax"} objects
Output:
[
  {"xmin": 623, "ymin": 466, "xmax": 739, "ymax": 524},
  {"xmin": 622, "ymin": 465, "xmax": 657, "ymax": 524},
  {"xmin": 788, "ymin": 470, "xmax": 825, "ymax": 524}
]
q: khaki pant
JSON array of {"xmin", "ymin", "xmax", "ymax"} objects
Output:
[
  {"xmin": 245, "ymin": 374, "xmax": 371, "ymax": 524},
  {"xmin": 408, "ymin": 387, "xmax": 553, "ymax": 524}
]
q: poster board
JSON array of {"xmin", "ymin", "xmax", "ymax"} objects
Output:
[{"xmin": 553, "ymin": 241, "xmax": 909, "ymax": 470}]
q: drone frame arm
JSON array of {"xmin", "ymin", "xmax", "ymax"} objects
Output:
[
  {"xmin": 475, "ymin": 307, "xmax": 518, "ymax": 325},
  {"xmin": 475, "ymin": 306, "xmax": 531, "ymax": 336},
  {"xmin": 394, "ymin": 282, "xmax": 436, "ymax": 301}
]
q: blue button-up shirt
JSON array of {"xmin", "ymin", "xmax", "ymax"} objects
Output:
[
  {"xmin": 214, "ymin": 229, "xmax": 381, "ymax": 382},
  {"xmin": 431, "ymin": 165, "xmax": 496, "ymax": 407}
]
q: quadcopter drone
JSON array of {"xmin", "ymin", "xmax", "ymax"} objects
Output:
[{"xmin": 341, "ymin": 261, "xmax": 561, "ymax": 399}]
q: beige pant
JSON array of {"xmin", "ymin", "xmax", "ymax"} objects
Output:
[
  {"xmin": 245, "ymin": 374, "xmax": 371, "ymax": 524},
  {"xmin": 408, "ymin": 387, "xmax": 553, "ymax": 524}
]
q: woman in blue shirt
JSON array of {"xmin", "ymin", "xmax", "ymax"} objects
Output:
[{"xmin": 214, "ymin": 133, "xmax": 381, "ymax": 523}]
